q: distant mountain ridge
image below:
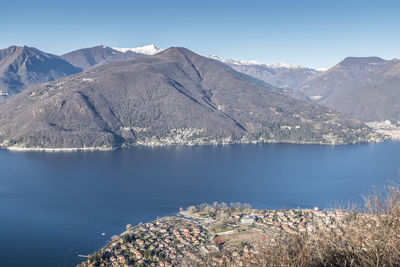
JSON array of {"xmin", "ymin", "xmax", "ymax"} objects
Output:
[
  {"xmin": 214, "ymin": 53, "xmax": 400, "ymax": 123},
  {"xmin": 209, "ymin": 55, "xmax": 320, "ymax": 89},
  {"xmin": 209, "ymin": 55, "xmax": 304, "ymax": 69},
  {"xmin": 0, "ymin": 47, "xmax": 376, "ymax": 150},
  {"xmin": 0, "ymin": 45, "xmax": 82, "ymax": 99}
]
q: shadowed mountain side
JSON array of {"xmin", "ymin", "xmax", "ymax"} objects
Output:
[
  {"xmin": 0, "ymin": 46, "xmax": 82, "ymax": 99},
  {"xmin": 0, "ymin": 47, "xmax": 377, "ymax": 149}
]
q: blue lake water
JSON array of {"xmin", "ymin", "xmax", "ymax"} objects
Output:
[{"xmin": 0, "ymin": 142, "xmax": 399, "ymax": 266}]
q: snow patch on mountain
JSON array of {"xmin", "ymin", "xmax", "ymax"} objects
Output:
[{"xmin": 112, "ymin": 44, "xmax": 163, "ymax": 55}]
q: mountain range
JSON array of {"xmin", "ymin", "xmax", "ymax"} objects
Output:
[
  {"xmin": 0, "ymin": 47, "xmax": 376, "ymax": 150},
  {"xmin": 212, "ymin": 54, "xmax": 400, "ymax": 123},
  {"xmin": 0, "ymin": 45, "xmax": 163, "ymax": 101},
  {"xmin": 1, "ymin": 43, "xmax": 399, "ymax": 149}
]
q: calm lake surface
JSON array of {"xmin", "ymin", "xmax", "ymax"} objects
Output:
[{"xmin": 1, "ymin": 142, "xmax": 400, "ymax": 266}]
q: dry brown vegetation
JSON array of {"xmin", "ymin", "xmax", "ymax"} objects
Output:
[{"xmin": 193, "ymin": 185, "xmax": 400, "ymax": 267}]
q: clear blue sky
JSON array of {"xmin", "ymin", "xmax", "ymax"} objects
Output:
[{"xmin": 1, "ymin": 0, "xmax": 399, "ymax": 69}]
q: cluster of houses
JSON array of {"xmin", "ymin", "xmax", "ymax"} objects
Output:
[
  {"xmin": 81, "ymin": 207, "xmax": 351, "ymax": 266},
  {"xmin": 241, "ymin": 207, "xmax": 347, "ymax": 235},
  {"xmin": 81, "ymin": 217, "xmax": 219, "ymax": 266}
]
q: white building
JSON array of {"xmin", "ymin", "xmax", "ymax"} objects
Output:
[{"xmin": 241, "ymin": 215, "xmax": 255, "ymax": 224}]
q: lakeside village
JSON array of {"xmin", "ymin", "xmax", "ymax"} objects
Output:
[{"xmin": 80, "ymin": 202, "xmax": 359, "ymax": 267}]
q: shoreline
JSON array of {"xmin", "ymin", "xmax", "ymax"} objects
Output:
[
  {"xmin": 4, "ymin": 146, "xmax": 115, "ymax": 152},
  {"xmin": 1, "ymin": 138, "xmax": 385, "ymax": 153}
]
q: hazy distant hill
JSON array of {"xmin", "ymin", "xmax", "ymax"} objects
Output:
[
  {"xmin": 0, "ymin": 47, "xmax": 376, "ymax": 150},
  {"xmin": 321, "ymin": 60, "xmax": 400, "ymax": 121},
  {"xmin": 61, "ymin": 45, "xmax": 142, "ymax": 70},
  {"xmin": 0, "ymin": 46, "xmax": 81, "ymax": 99},
  {"xmin": 209, "ymin": 55, "xmax": 320, "ymax": 89},
  {"xmin": 299, "ymin": 57, "xmax": 392, "ymax": 100},
  {"xmin": 299, "ymin": 57, "xmax": 400, "ymax": 121}
]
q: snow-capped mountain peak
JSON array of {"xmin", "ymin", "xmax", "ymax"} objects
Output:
[
  {"xmin": 209, "ymin": 54, "xmax": 225, "ymax": 62},
  {"xmin": 315, "ymin": 67, "xmax": 328, "ymax": 72},
  {"xmin": 112, "ymin": 44, "xmax": 163, "ymax": 55}
]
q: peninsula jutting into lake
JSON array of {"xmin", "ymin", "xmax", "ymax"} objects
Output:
[
  {"xmin": 80, "ymin": 188, "xmax": 400, "ymax": 267},
  {"xmin": 81, "ymin": 205, "xmax": 346, "ymax": 266}
]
